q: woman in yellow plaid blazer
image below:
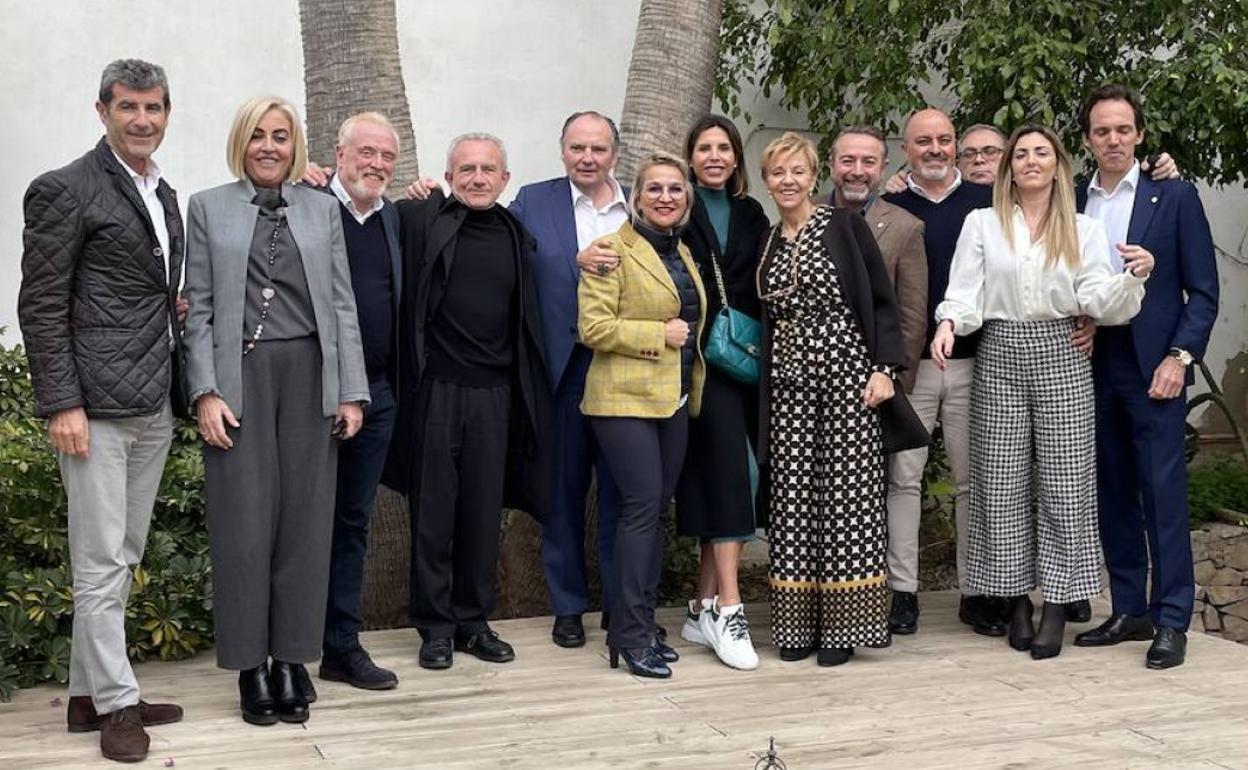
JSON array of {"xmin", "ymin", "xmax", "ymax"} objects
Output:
[{"xmin": 577, "ymin": 153, "xmax": 706, "ymax": 679}]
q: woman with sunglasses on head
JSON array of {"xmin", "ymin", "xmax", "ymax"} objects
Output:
[{"xmin": 578, "ymin": 152, "xmax": 707, "ymax": 678}]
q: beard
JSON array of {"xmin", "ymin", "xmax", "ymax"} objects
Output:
[
  {"xmin": 838, "ymin": 182, "xmax": 872, "ymax": 202},
  {"xmin": 915, "ymin": 160, "xmax": 950, "ymax": 182}
]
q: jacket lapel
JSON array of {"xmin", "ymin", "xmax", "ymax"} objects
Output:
[
  {"xmin": 552, "ymin": 178, "xmax": 580, "ymax": 280},
  {"xmin": 381, "ymin": 200, "xmax": 403, "ymax": 314},
  {"xmin": 621, "ymin": 222, "xmax": 679, "ymax": 299},
  {"xmin": 1127, "ymin": 176, "xmax": 1161, "ymax": 244},
  {"xmin": 865, "ymin": 201, "xmax": 891, "ymax": 241}
]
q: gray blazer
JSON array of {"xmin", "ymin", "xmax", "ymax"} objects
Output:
[{"xmin": 183, "ymin": 179, "xmax": 370, "ymax": 418}]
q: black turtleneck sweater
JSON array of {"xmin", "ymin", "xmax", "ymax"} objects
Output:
[
  {"xmin": 427, "ymin": 206, "xmax": 517, "ymax": 386},
  {"xmin": 637, "ymin": 222, "xmax": 698, "ymax": 396}
]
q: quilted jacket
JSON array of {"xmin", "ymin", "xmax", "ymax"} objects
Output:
[{"xmin": 18, "ymin": 138, "xmax": 185, "ymax": 419}]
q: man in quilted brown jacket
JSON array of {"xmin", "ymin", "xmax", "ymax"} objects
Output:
[{"xmin": 17, "ymin": 59, "xmax": 185, "ymax": 763}]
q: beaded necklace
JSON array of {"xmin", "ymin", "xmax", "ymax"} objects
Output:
[{"xmin": 243, "ymin": 210, "xmax": 287, "ymax": 355}]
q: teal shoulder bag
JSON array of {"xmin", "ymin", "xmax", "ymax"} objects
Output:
[{"xmin": 703, "ymin": 250, "xmax": 762, "ymax": 385}]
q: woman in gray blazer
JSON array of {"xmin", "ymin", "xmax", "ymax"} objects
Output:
[{"xmin": 182, "ymin": 95, "xmax": 369, "ymax": 726}]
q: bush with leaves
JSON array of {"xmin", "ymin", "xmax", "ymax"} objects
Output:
[{"xmin": 0, "ymin": 334, "xmax": 211, "ymax": 702}]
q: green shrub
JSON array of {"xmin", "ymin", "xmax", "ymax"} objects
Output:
[
  {"xmin": 1188, "ymin": 454, "xmax": 1248, "ymax": 527},
  {"xmin": 0, "ymin": 334, "xmax": 212, "ymax": 701}
]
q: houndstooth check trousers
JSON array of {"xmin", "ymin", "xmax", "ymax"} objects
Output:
[{"xmin": 964, "ymin": 318, "xmax": 1103, "ymax": 603}]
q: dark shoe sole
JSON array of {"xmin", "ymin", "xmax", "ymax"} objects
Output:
[
  {"xmin": 278, "ymin": 708, "xmax": 309, "ymax": 724},
  {"xmin": 778, "ymin": 648, "xmax": 814, "ymax": 662},
  {"xmin": 1030, "ymin": 644, "xmax": 1061, "ymax": 660},
  {"xmin": 1146, "ymin": 655, "xmax": 1185, "ymax": 670},
  {"xmin": 419, "ymin": 657, "xmax": 453, "ymax": 670},
  {"xmin": 241, "ymin": 710, "xmax": 280, "ymax": 726},
  {"xmin": 455, "ymin": 641, "xmax": 515, "ymax": 663},
  {"xmin": 552, "ymin": 634, "xmax": 587, "ymax": 649},
  {"xmin": 100, "ymin": 749, "xmax": 147, "ymax": 763},
  {"xmin": 318, "ymin": 666, "xmax": 398, "ymax": 690},
  {"xmin": 888, "ymin": 621, "xmax": 917, "ymax": 635}
]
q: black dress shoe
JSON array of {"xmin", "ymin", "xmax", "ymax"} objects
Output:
[
  {"xmin": 1030, "ymin": 602, "xmax": 1066, "ymax": 660},
  {"xmin": 1008, "ymin": 595, "xmax": 1036, "ymax": 652},
  {"xmin": 817, "ymin": 647, "xmax": 853, "ymax": 667},
  {"xmin": 888, "ymin": 591, "xmax": 919, "ymax": 635},
  {"xmin": 651, "ymin": 636, "xmax": 679, "ymax": 663},
  {"xmin": 778, "ymin": 646, "xmax": 814, "ymax": 662},
  {"xmin": 319, "ymin": 646, "xmax": 399, "ymax": 690},
  {"xmin": 419, "ymin": 637, "xmax": 454, "ymax": 670},
  {"xmin": 291, "ymin": 662, "xmax": 317, "ymax": 703},
  {"xmin": 455, "ymin": 629, "xmax": 516, "ymax": 663},
  {"xmin": 961, "ymin": 595, "xmax": 1008, "ymax": 637},
  {"xmin": 609, "ymin": 646, "xmax": 671, "ymax": 678},
  {"xmin": 552, "ymin": 615, "xmax": 586, "ymax": 648},
  {"xmin": 1064, "ymin": 599, "xmax": 1092, "ymax": 623},
  {"xmin": 269, "ymin": 661, "xmax": 309, "ymax": 723},
  {"xmin": 1074, "ymin": 613, "xmax": 1154, "ymax": 647},
  {"xmin": 1146, "ymin": 627, "xmax": 1187, "ymax": 669},
  {"xmin": 238, "ymin": 663, "xmax": 278, "ymax": 726}
]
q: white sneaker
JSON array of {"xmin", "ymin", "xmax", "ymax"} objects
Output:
[
  {"xmin": 680, "ymin": 598, "xmax": 712, "ymax": 647},
  {"xmin": 700, "ymin": 602, "xmax": 759, "ymax": 670}
]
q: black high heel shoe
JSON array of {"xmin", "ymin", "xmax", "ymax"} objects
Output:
[
  {"xmin": 1008, "ymin": 595, "xmax": 1036, "ymax": 651},
  {"xmin": 609, "ymin": 646, "xmax": 672, "ymax": 678},
  {"xmin": 652, "ymin": 636, "xmax": 679, "ymax": 663},
  {"xmin": 238, "ymin": 663, "xmax": 278, "ymax": 726},
  {"xmin": 269, "ymin": 661, "xmax": 309, "ymax": 723},
  {"xmin": 1030, "ymin": 602, "xmax": 1067, "ymax": 660}
]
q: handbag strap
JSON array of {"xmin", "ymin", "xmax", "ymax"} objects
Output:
[{"xmin": 707, "ymin": 248, "xmax": 732, "ymax": 311}]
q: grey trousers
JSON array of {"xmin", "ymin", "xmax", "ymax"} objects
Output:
[
  {"xmin": 885, "ymin": 358, "xmax": 974, "ymax": 594},
  {"xmin": 204, "ymin": 337, "xmax": 337, "ymax": 669},
  {"xmin": 60, "ymin": 400, "xmax": 173, "ymax": 715}
]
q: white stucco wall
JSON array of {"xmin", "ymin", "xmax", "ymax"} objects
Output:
[{"xmin": 2, "ymin": 1, "xmax": 1244, "ymax": 421}]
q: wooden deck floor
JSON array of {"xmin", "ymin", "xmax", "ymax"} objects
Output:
[{"xmin": 2, "ymin": 591, "xmax": 1247, "ymax": 769}]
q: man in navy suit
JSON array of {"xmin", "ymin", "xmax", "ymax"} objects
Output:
[
  {"xmin": 1073, "ymin": 85, "xmax": 1219, "ymax": 669},
  {"xmin": 318, "ymin": 113, "xmax": 404, "ymax": 690},
  {"xmin": 509, "ymin": 111, "xmax": 626, "ymax": 648}
]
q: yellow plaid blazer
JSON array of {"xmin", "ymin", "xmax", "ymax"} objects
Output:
[{"xmin": 578, "ymin": 221, "xmax": 706, "ymax": 418}]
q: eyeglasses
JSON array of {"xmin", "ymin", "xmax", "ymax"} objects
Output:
[
  {"xmin": 958, "ymin": 146, "xmax": 1004, "ymax": 161},
  {"xmin": 642, "ymin": 184, "xmax": 687, "ymax": 200}
]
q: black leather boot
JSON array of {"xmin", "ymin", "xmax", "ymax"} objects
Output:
[
  {"xmin": 1008, "ymin": 595, "xmax": 1035, "ymax": 651},
  {"xmin": 238, "ymin": 663, "xmax": 278, "ymax": 726},
  {"xmin": 269, "ymin": 661, "xmax": 310, "ymax": 723},
  {"xmin": 1031, "ymin": 602, "xmax": 1067, "ymax": 660}
]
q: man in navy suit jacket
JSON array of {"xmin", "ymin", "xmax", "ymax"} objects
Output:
[
  {"xmin": 317, "ymin": 113, "xmax": 404, "ymax": 691},
  {"xmin": 1072, "ymin": 85, "xmax": 1219, "ymax": 669},
  {"xmin": 509, "ymin": 111, "xmax": 627, "ymax": 648}
]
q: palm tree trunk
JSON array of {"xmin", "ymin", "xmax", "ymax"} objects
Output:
[
  {"xmin": 617, "ymin": 0, "xmax": 724, "ymax": 183},
  {"xmin": 298, "ymin": 0, "xmax": 420, "ymax": 197}
]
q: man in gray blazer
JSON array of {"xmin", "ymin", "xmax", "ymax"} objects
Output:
[{"xmin": 18, "ymin": 59, "xmax": 185, "ymax": 763}]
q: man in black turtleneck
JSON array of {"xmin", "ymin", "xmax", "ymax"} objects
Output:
[{"xmin": 387, "ymin": 133, "xmax": 552, "ymax": 671}]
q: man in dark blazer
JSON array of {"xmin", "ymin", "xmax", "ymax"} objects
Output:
[
  {"xmin": 17, "ymin": 58, "xmax": 184, "ymax": 763},
  {"xmin": 509, "ymin": 111, "xmax": 627, "ymax": 648},
  {"xmin": 1073, "ymin": 85, "xmax": 1219, "ymax": 669},
  {"xmin": 388, "ymin": 133, "xmax": 552, "ymax": 670},
  {"xmin": 316, "ymin": 112, "xmax": 404, "ymax": 692}
]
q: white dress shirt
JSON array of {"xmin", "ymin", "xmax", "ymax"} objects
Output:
[
  {"xmin": 906, "ymin": 167, "xmax": 963, "ymax": 203},
  {"xmin": 571, "ymin": 177, "xmax": 628, "ymax": 251},
  {"xmin": 936, "ymin": 207, "xmax": 1146, "ymax": 335},
  {"xmin": 1084, "ymin": 161, "xmax": 1139, "ymax": 272},
  {"xmin": 330, "ymin": 174, "xmax": 385, "ymax": 224},
  {"xmin": 112, "ymin": 149, "xmax": 170, "ymax": 262}
]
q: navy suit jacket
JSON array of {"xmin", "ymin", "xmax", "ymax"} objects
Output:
[
  {"xmin": 510, "ymin": 176, "xmax": 629, "ymax": 388},
  {"xmin": 1077, "ymin": 175, "xmax": 1219, "ymax": 385}
]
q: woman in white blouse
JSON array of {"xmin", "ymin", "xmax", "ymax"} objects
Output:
[{"xmin": 930, "ymin": 125, "xmax": 1152, "ymax": 660}]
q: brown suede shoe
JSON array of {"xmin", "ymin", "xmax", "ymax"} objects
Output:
[
  {"xmin": 99, "ymin": 706, "xmax": 149, "ymax": 763},
  {"xmin": 67, "ymin": 696, "xmax": 184, "ymax": 732}
]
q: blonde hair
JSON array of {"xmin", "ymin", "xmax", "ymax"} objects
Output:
[
  {"xmin": 226, "ymin": 96, "xmax": 308, "ymax": 183},
  {"xmin": 993, "ymin": 124, "xmax": 1080, "ymax": 270},
  {"xmin": 337, "ymin": 111, "xmax": 400, "ymax": 152},
  {"xmin": 759, "ymin": 131, "xmax": 819, "ymax": 179},
  {"xmin": 628, "ymin": 152, "xmax": 693, "ymax": 229}
]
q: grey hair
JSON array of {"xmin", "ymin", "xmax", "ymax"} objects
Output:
[
  {"xmin": 337, "ymin": 111, "xmax": 401, "ymax": 152},
  {"xmin": 559, "ymin": 110, "xmax": 620, "ymax": 151},
  {"xmin": 446, "ymin": 132, "xmax": 508, "ymax": 172},
  {"xmin": 960, "ymin": 123, "xmax": 1006, "ymax": 145},
  {"xmin": 98, "ymin": 59, "xmax": 170, "ymax": 108}
]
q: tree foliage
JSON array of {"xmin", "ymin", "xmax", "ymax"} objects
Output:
[{"xmin": 718, "ymin": 0, "xmax": 1248, "ymax": 185}]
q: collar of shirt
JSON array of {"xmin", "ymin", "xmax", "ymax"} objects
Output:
[
  {"xmin": 1089, "ymin": 160, "xmax": 1141, "ymax": 200},
  {"xmin": 905, "ymin": 167, "xmax": 962, "ymax": 203},
  {"xmin": 110, "ymin": 148, "xmax": 162, "ymax": 194},
  {"xmin": 330, "ymin": 174, "xmax": 385, "ymax": 224},
  {"xmin": 570, "ymin": 176, "xmax": 627, "ymax": 213}
]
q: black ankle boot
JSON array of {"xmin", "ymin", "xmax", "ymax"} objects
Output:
[
  {"xmin": 1008, "ymin": 595, "xmax": 1035, "ymax": 651},
  {"xmin": 1031, "ymin": 602, "xmax": 1066, "ymax": 660},
  {"xmin": 269, "ymin": 661, "xmax": 309, "ymax": 723},
  {"xmin": 238, "ymin": 663, "xmax": 278, "ymax": 726}
]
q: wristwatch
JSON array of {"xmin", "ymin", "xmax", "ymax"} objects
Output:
[{"xmin": 1168, "ymin": 347, "xmax": 1194, "ymax": 366}]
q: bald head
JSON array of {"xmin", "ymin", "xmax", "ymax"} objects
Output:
[{"xmin": 902, "ymin": 108, "xmax": 957, "ymax": 185}]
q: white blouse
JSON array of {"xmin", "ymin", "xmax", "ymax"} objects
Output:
[{"xmin": 935, "ymin": 207, "xmax": 1146, "ymax": 335}]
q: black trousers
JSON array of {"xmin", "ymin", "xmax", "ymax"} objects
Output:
[
  {"xmin": 409, "ymin": 378, "xmax": 511, "ymax": 640},
  {"xmin": 592, "ymin": 406, "xmax": 689, "ymax": 651},
  {"xmin": 323, "ymin": 376, "xmax": 397, "ymax": 658}
]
